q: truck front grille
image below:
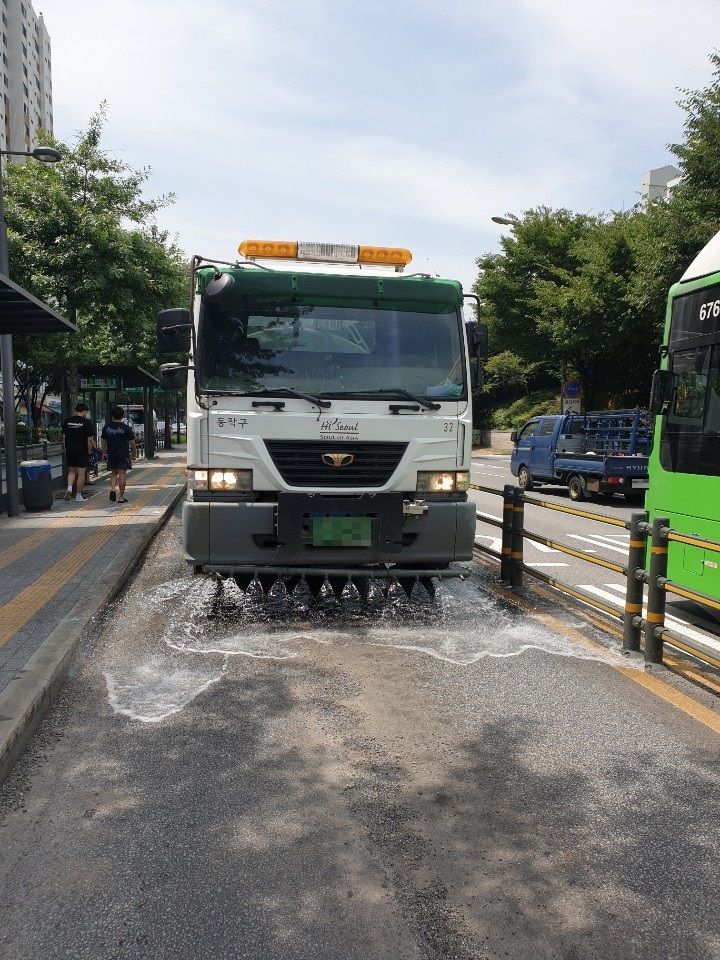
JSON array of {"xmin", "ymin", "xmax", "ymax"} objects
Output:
[{"xmin": 264, "ymin": 440, "xmax": 408, "ymax": 488}]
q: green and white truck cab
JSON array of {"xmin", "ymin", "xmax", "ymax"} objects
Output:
[{"xmin": 158, "ymin": 240, "xmax": 487, "ymax": 583}]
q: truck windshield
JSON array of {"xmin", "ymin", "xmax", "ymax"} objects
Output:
[{"xmin": 197, "ymin": 298, "xmax": 465, "ymax": 399}]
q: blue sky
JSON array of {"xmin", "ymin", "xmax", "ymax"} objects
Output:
[{"xmin": 37, "ymin": 0, "xmax": 720, "ymax": 289}]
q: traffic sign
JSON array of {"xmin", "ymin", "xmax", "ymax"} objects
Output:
[{"xmin": 562, "ymin": 380, "xmax": 582, "ymax": 400}]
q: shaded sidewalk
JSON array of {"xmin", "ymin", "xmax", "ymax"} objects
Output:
[{"xmin": 0, "ymin": 449, "xmax": 186, "ymax": 781}]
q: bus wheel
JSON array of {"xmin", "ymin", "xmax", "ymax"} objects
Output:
[
  {"xmin": 517, "ymin": 466, "xmax": 534, "ymax": 490},
  {"xmin": 568, "ymin": 475, "xmax": 586, "ymax": 501}
]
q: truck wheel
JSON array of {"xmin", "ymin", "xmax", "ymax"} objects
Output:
[
  {"xmin": 568, "ymin": 475, "xmax": 586, "ymax": 502},
  {"xmin": 517, "ymin": 466, "xmax": 534, "ymax": 491}
]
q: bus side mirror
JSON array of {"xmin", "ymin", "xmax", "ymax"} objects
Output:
[
  {"xmin": 649, "ymin": 369, "xmax": 673, "ymax": 415},
  {"xmin": 466, "ymin": 321, "xmax": 489, "ymax": 360},
  {"xmin": 159, "ymin": 363, "xmax": 188, "ymax": 391},
  {"xmin": 510, "ymin": 430, "xmax": 519, "ymax": 443},
  {"xmin": 158, "ymin": 308, "xmax": 192, "ymax": 354}
]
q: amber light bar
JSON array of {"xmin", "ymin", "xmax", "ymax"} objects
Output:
[{"xmin": 238, "ymin": 239, "xmax": 412, "ymax": 270}]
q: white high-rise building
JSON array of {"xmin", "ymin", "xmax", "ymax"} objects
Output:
[
  {"xmin": 640, "ymin": 165, "xmax": 682, "ymax": 209},
  {"xmin": 0, "ymin": 0, "xmax": 53, "ymax": 153}
]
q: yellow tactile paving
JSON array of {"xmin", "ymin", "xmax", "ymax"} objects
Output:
[
  {"xmin": 0, "ymin": 464, "xmax": 170, "ymax": 573},
  {"xmin": 0, "ymin": 466, "xmax": 183, "ymax": 648}
]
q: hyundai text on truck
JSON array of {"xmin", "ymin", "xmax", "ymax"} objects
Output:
[{"xmin": 157, "ymin": 240, "xmax": 487, "ymax": 590}]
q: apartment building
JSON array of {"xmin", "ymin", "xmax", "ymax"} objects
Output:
[
  {"xmin": 0, "ymin": 0, "xmax": 52, "ymax": 152},
  {"xmin": 639, "ymin": 165, "xmax": 682, "ymax": 209}
]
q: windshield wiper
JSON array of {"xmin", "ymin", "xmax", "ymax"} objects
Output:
[
  {"xmin": 333, "ymin": 388, "xmax": 441, "ymax": 411},
  {"xmin": 244, "ymin": 387, "xmax": 331, "ymax": 409}
]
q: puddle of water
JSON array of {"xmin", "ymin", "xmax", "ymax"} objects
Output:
[
  {"xmin": 104, "ymin": 660, "xmax": 225, "ymax": 723},
  {"xmin": 105, "ymin": 568, "xmax": 632, "ymax": 722},
  {"xmin": 151, "ymin": 572, "xmax": 626, "ymax": 667}
]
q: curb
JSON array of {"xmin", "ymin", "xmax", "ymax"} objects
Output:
[{"xmin": 0, "ymin": 480, "xmax": 186, "ymax": 787}]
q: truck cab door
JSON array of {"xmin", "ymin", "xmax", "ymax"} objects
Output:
[
  {"xmin": 511, "ymin": 419, "xmax": 539, "ymax": 476},
  {"xmin": 529, "ymin": 417, "xmax": 557, "ymax": 478}
]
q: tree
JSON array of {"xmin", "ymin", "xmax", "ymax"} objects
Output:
[
  {"xmin": 630, "ymin": 53, "xmax": 720, "ymax": 335},
  {"xmin": 3, "ymin": 105, "xmax": 188, "ymax": 433},
  {"xmin": 483, "ymin": 350, "xmax": 535, "ymax": 394},
  {"xmin": 474, "ymin": 207, "xmax": 600, "ymax": 375}
]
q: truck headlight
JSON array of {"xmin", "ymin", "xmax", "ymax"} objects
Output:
[
  {"xmin": 416, "ymin": 470, "xmax": 469, "ymax": 493},
  {"xmin": 209, "ymin": 469, "xmax": 253, "ymax": 491}
]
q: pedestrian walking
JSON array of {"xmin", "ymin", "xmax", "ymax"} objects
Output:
[
  {"xmin": 61, "ymin": 402, "xmax": 96, "ymax": 502},
  {"xmin": 101, "ymin": 405, "xmax": 137, "ymax": 503}
]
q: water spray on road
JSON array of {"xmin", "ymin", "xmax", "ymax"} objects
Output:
[{"xmin": 103, "ymin": 567, "xmax": 632, "ymax": 723}]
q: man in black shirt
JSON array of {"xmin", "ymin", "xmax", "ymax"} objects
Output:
[
  {"xmin": 101, "ymin": 405, "xmax": 137, "ymax": 503},
  {"xmin": 61, "ymin": 402, "xmax": 96, "ymax": 502}
]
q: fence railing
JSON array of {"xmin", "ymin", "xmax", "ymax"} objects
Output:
[{"xmin": 472, "ymin": 483, "xmax": 720, "ymax": 672}]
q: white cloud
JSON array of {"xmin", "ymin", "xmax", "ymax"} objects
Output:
[{"xmin": 35, "ymin": 0, "xmax": 720, "ymax": 292}]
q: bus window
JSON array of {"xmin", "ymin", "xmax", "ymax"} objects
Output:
[{"xmin": 661, "ymin": 345, "xmax": 720, "ymax": 475}]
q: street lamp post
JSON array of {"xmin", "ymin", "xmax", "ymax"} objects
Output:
[{"xmin": 0, "ymin": 146, "xmax": 61, "ymax": 517}]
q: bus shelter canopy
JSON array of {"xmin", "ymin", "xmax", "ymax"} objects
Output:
[
  {"xmin": 0, "ymin": 273, "xmax": 77, "ymax": 334},
  {"xmin": 75, "ymin": 364, "xmax": 159, "ymax": 389}
]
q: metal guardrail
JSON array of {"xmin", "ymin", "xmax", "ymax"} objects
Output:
[{"xmin": 471, "ymin": 482, "xmax": 720, "ymax": 672}]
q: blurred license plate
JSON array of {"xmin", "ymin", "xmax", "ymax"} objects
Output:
[
  {"xmin": 633, "ymin": 479, "xmax": 649, "ymax": 489},
  {"xmin": 312, "ymin": 516, "xmax": 372, "ymax": 547}
]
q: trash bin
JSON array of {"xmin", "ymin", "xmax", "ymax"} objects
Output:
[{"xmin": 19, "ymin": 460, "xmax": 53, "ymax": 511}]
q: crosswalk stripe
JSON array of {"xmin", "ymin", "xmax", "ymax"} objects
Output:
[
  {"xmin": 568, "ymin": 534, "xmax": 628, "ymax": 556},
  {"xmin": 578, "ymin": 583, "xmax": 720, "ymax": 654}
]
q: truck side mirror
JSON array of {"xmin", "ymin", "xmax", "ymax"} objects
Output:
[
  {"xmin": 465, "ymin": 321, "xmax": 489, "ymax": 360},
  {"xmin": 649, "ymin": 369, "xmax": 673, "ymax": 415},
  {"xmin": 510, "ymin": 430, "xmax": 519, "ymax": 443},
  {"xmin": 159, "ymin": 363, "xmax": 188, "ymax": 391},
  {"xmin": 158, "ymin": 308, "xmax": 192, "ymax": 354}
]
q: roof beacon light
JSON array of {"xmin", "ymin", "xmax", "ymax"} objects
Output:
[{"xmin": 238, "ymin": 239, "xmax": 412, "ymax": 271}]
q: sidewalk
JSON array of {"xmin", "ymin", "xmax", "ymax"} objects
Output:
[{"xmin": 0, "ymin": 449, "xmax": 186, "ymax": 782}]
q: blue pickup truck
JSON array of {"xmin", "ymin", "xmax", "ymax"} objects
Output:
[{"xmin": 509, "ymin": 409, "xmax": 651, "ymax": 502}]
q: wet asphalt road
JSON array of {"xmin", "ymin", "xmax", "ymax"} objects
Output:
[{"xmin": 1, "ymin": 504, "xmax": 719, "ymax": 960}]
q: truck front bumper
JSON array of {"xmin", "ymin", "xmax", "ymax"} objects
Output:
[{"xmin": 183, "ymin": 494, "xmax": 476, "ymax": 572}]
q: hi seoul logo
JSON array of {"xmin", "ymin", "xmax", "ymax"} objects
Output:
[{"xmin": 319, "ymin": 418, "xmax": 359, "ymax": 441}]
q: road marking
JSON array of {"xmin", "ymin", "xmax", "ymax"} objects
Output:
[
  {"xmin": 578, "ymin": 583, "xmax": 720, "ymax": 654},
  {"xmin": 526, "ymin": 562, "xmax": 569, "ymax": 567},
  {"xmin": 0, "ymin": 466, "xmax": 184, "ymax": 649},
  {"xmin": 475, "ymin": 535, "xmax": 567, "ymax": 565},
  {"xmin": 476, "ymin": 509, "xmax": 502, "ymax": 523},
  {"xmin": 0, "ymin": 464, "xmax": 170, "ymax": 573},
  {"xmin": 568, "ymin": 534, "xmax": 628, "ymax": 556},
  {"xmin": 480, "ymin": 579, "xmax": 720, "ymax": 736}
]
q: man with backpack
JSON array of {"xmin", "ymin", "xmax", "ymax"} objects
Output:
[{"xmin": 101, "ymin": 406, "xmax": 137, "ymax": 503}]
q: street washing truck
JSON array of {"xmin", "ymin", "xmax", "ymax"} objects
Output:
[{"xmin": 157, "ymin": 240, "xmax": 487, "ymax": 596}]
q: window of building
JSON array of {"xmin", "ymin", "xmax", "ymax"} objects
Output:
[
  {"xmin": 23, "ymin": 83, "xmax": 28, "ymax": 97},
  {"xmin": 22, "ymin": 64, "xmax": 27, "ymax": 78},
  {"xmin": 22, "ymin": 44, "xmax": 26, "ymax": 59},
  {"xmin": 21, "ymin": 3, "xmax": 26, "ymax": 16},
  {"xmin": 22, "ymin": 24, "xmax": 26, "ymax": 38},
  {"xmin": 2, "ymin": 14, "xmax": 7, "ymax": 27}
]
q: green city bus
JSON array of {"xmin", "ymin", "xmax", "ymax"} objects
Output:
[{"xmin": 646, "ymin": 230, "xmax": 720, "ymax": 600}]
